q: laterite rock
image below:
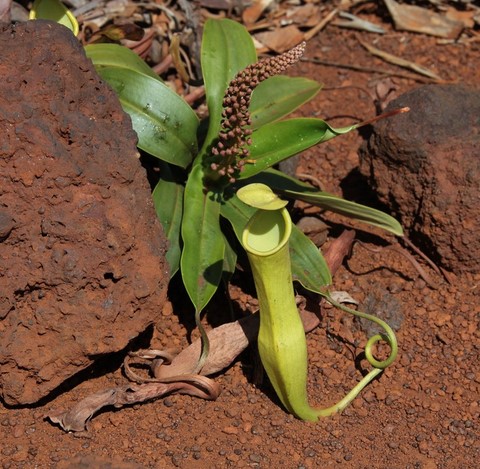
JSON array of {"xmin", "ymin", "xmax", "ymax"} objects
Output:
[
  {"xmin": 359, "ymin": 85, "xmax": 480, "ymax": 273},
  {"xmin": 0, "ymin": 20, "xmax": 169, "ymax": 404}
]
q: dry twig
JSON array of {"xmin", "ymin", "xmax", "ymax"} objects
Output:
[{"xmin": 302, "ymin": 57, "xmax": 439, "ymax": 84}]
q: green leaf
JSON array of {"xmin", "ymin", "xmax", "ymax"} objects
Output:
[
  {"xmin": 250, "ymin": 76, "xmax": 321, "ymax": 130},
  {"xmin": 221, "ymin": 195, "xmax": 331, "ymax": 290},
  {"xmin": 181, "ymin": 166, "xmax": 225, "ymax": 312},
  {"xmin": 201, "ymin": 18, "xmax": 257, "ymax": 150},
  {"xmin": 152, "ymin": 163, "xmax": 184, "ymax": 277},
  {"xmin": 222, "ymin": 232, "xmax": 238, "ymax": 281},
  {"xmin": 96, "ymin": 67, "xmax": 198, "ymax": 167},
  {"xmin": 85, "ymin": 44, "xmax": 162, "ymax": 81},
  {"xmin": 220, "ymin": 193, "xmax": 256, "ymax": 241},
  {"xmin": 284, "ymin": 189, "xmax": 404, "ymax": 236},
  {"xmin": 289, "ymin": 225, "xmax": 331, "ymax": 290},
  {"xmin": 239, "ymin": 118, "xmax": 356, "ymax": 179},
  {"xmin": 29, "ymin": 0, "xmax": 79, "ymax": 36},
  {"xmin": 245, "ymin": 169, "xmax": 403, "ymax": 236},
  {"xmin": 246, "ymin": 167, "xmax": 318, "ymax": 192}
]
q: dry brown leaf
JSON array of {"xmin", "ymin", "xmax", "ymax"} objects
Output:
[
  {"xmin": 48, "ymin": 378, "xmax": 221, "ymax": 432},
  {"xmin": 304, "ymin": 8, "xmax": 338, "ymax": 42},
  {"xmin": 445, "ymin": 7, "xmax": 476, "ymax": 29},
  {"xmin": 242, "ymin": 0, "xmax": 276, "ymax": 26},
  {"xmin": 285, "ymin": 4, "xmax": 322, "ymax": 28},
  {"xmin": 254, "ymin": 24, "xmax": 304, "ymax": 53},
  {"xmin": 384, "ymin": 0, "xmax": 464, "ymax": 39}
]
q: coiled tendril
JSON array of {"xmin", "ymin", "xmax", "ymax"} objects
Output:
[{"xmin": 313, "ymin": 292, "xmax": 398, "ymax": 417}]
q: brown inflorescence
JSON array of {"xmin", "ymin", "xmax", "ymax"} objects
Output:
[{"xmin": 210, "ymin": 42, "xmax": 306, "ymax": 183}]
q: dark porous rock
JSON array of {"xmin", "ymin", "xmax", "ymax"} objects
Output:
[
  {"xmin": 359, "ymin": 85, "xmax": 480, "ymax": 273},
  {"xmin": 0, "ymin": 21, "xmax": 169, "ymax": 405}
]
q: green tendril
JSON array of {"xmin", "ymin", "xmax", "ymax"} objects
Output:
[
  {"xmin": 321, "ymin": 291, "xmax": 398, "ymax": 370},
  {"xmin": 302, "ymin": 292, "xmax": 397, "ymax": 417}
]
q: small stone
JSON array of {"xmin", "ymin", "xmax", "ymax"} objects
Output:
[
  {"xmin": 12, "ymin": 425, "xmax": 24, "ymax": 438},
  {"xmin": 222, "ymin": 426, "xmax": 239, "ymax": 435},
  {"xmin": 226, "ymin": 453, "xmax": 240, "ymax": 462},
  {"xmin": 304, "ymin": 448, "xmax": 316, "ymax": 458},
  {"xmin": 430, "ymin": 401, "xmax": 441, "ymax": 412},
  {"xmin": 0, "ymin": 211, "xmax": 14, "ymax": 240}
]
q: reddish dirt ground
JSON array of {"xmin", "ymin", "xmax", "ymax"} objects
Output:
[{"xmin": 1, "ymin": 9, "xmax": 479, "ymax": 469}]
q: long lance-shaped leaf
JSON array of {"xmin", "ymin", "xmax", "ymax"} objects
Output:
[
  {"xmin": 250, "ymin": 169, "xmax": 403, "ymax": 237},
  {"xmin": 220, "ymin": 195, "xmax": 331, "ymax": 290},
  {"xmin": 96, "ymin": 67, "xmax": 198, "ymax": 168},
  {"xmin": 181, "ymin": 165, "xmax": 225, "ymax": 312},
  {"xmin": 239, "ymin": 118, "xmax": 356, "ymax": 179},
  {"xmin": 85, "ymin": 43, "xmax": 162, "ymax": 81},
  {"xmin": 219, "ymin": 193, "xmax": 256, "ymax": 240},
  {"xmin": 200, "ymin": 19, "xmax": 257, "ymax": 152},
  {"xmin": 250, "ymin": 76, "xmax": 322, "ymax": 130},
  {"xmin": 286, "ymin": 190, "xmax": 403, "ymax": 236},
  {"xmin": 152, "ymin": 163, "xmax": 184, "ymax": 277},
  {"xmin": 222, "ymin": 231, "xmax": 238, "ymax": 282},
  {"xmin": 245, "ymin": 167, "xmax": 317, "ymax": 193},
  {"xmin": 289, "ymin": 225, "xmax": 331, "ymax": 290}
]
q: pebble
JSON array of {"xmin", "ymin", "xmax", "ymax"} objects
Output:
[
  {"xmin": 430, "ymin": 401, "xmax": 441, "ymax": 412},
  {"xmin": 163, "ymin": 398, "xmax": 174, "ymax": 407},
  {"xmin": 250, "ymin": 425, "xmax": 263, "ymax": 435},
  {"xmin": 304, "ymin": 448, "xmax": 316, "ymax": 458},
  {"xmin": 222, "ymin": 426, "xmax": 238, "ymax": 435},
  {"xmin": 373, "ymin": 386, "xmax": 387, "ymax": 401},
  {"xmin": 12, "ymin": 425, "xmax": 24, "ymax": 438},
  {"xmin": 11, "ymin": 446, "xmax": 28, "ymax": 463},
  {"xmin": 226, "ymin": 453, "xmax": 240, "ymax": 462}
]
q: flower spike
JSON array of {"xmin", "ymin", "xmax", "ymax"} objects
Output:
[{"xmin": 210, "ymin": 42, "xmax": 306, "ymax": 183}]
